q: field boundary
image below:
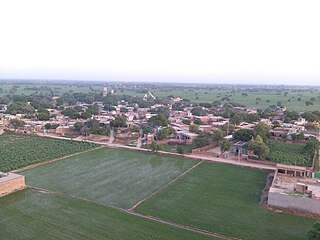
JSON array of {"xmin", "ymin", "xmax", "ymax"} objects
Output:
[
  {"xmin": 13, "ymin": 146, "xmax": 104, "ymax": 173},
  {"xmin": 128, "ymin": 160, "xmax": 204, "ymax": 211},
  {"xmin": 29, "ymin": 186, "xmax": 238, "ymax": 240}
]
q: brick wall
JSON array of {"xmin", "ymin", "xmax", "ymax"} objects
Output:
[{"xmin": 0, "ymin": 175, "xmax": 25, "ymax": 196}]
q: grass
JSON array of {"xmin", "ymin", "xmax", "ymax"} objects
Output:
[
  {"xmin": 267, "ymin": 141, "xmax": 312, "ymax": 167},
  {"xmin": 0, "ymin": 189, "xmax": 215, "ymax": 240},
  {"xmin": 135, "ymin": 162, "xmax": 315, "ymax": 240},
  {"xmin": 0, "ymin": 132, "xmax": 98, "ymax": 172},
  {"xmin": 20, "ymin": 147, "xmax": 198, "ymax": 208}
]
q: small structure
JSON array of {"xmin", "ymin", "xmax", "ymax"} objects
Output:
[
  {"xmin": 276, "ymin": 164, "xmax": 313, "ymax": 178},
  {"xmin": 0, "ymin": 172, "xmax": 26, "ymax": 197},
  {"xmin": 231, "ymin": 141, "xmax": 248, "ymax": 155}
]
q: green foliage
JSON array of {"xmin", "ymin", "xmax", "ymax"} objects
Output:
[
  {"xmin": 248, "ymin": 135, "xmax": 270, "ymax": 159},
  {"xmin": 111, "ymin": 116, "xmax": 127, "ymax": 128},
  {"xmin": 233, "ymin": 129, "xmax": 254, "ymax": 142},
  {"xmin": 254, "ymin": 122, "xmax": 270, "ymax": 142},
  {"xmin": 307, "ymin": 221, "xmax": 320, "ymax": 240},
  {"xmin": 193, "ymin": 118, "xmax": 202, "ymax": 125},
  {"xmin": 182, "ymin": 119, "xmax": 191, "ymax": 125},
  {"xmin": 131, "ymin": 125, "xmax": 140, "ymax": 133},
  {"xmin": 74, "ymin": 122, "xmax": 83, "ymax": 131},
  {"xmin": 189, "ymin": 124, "xmax": 199, "ymax": 133},
  {"xmin": 9, "ymin": 119, "xmax": 26, "ymax": 129},
  {"xmin": 220, "ymin": 139, "xmax": 231, "ymax": 153},
  {"xmin": 156, "ymin": 127, "xmax": 175, "ymax": 140},
  {"xmin": 191, "ymin": 107, "xmax": 207, "ymax": 116},
  {"xmin": 6, "ymin": 102, "xmax": 35, "ymax": 115},
  {"xmin": 267, "ymin": 141, "xmax": 313, "ymax": 166},
  {"xmin": 150, "ymin": 141, "xmax": 162, "ymax": 152},
  {"xmin": 177, "ymin": 146, "xmax": 184, "ymax": 154},
  {"xmin": 0, "ymin": 133, "xmax": 97, "ymax": 172},
  {"xmin": 141, "ymin": 124, "xmax": 153, "ymax": 134},
  {"xmin": 148, "ymin": 114, "xmax": 169, "ymax": 127}
]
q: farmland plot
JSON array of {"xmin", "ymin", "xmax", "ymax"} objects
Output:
[
  {"xmin": 21, "ymin": 148, "xmax": 197, "ymax": 208},
  {"xmin": 0, "ymin": 133, "xmax": 98, "ymax": 172},
  {"xmin": 136, "ymin": 162, "xmax": 314, "ymax": 240},
  {"xmin": 267, "ymin": 141, "xmax": 312, "ymax": 167},
  {"xmin": 0, "ymin": 189, "xmax": 215, "ymax": 240}
]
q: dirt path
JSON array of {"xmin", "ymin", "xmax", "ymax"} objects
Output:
[
  {"xmin": 35, "ymin": 133, "xmax": 276, "ymax": 171},
  {"xmin": 12, "ymin": 146, "xmax": 103, "ymax": 173},
  {"xmin": 128, "ymin": 160, "xmax": 204, "ymax": 211},
  {"xmin": 29, "ymin": 186, "xmax": 239, "ymax": 240}
]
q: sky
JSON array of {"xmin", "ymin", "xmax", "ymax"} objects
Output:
[{"xmin": 0, "ymin": 0, "xmax": 320, "ymax": 85}]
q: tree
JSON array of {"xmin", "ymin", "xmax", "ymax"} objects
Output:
[
  {"xmin": 177, "ymin": 146, "xmax": 184, "ymax": 154},
  {"xmin": 131, "ymin": 125, "xmax": 140, "ymax": 132},
  {"xmin": 191, "ymin": 107, "xmax": 207, "ymax": 116},
  {"xmin": 80, "ymin": 111, "xmax": 92, "ymax": 119},
  {"xmin": 248, "ymin": 135, "xmax": 270, "ymax": 159},
  {"xmin": 272, "ymin": 121, "xmax": 281, "ymax": 128},
  {"xmin": 304, "ymin": 139, "xmax": 320, "ymax": 157},
  {"xmin": 233, "ymin": 129, "xmax": 254, "ymax": 142},
  {"xmin": 110, "ymin": 116, "xmax": 127, "ymax": 128},
  {"xmin": 150, "ymin": 141, "xmax": 162, "ymax": 152},
  {"xmin": 254, "ymin": 122, "xmax": 270, "ymax": 142},
  {"xmin": 80, "ymin": 125, "xmax": 91, "ymax": 137},
  {"xmin": 44, "ymin": 123, "xmax": 52, "ymax": 130},
  {"xmin": 189, "ymin": 124, "xmax": 199, "ymax": 133},
  {"xmin": 220, "ymin": 139, "xmax": 231, "ymax": 153},
  {"xmin": 292, "ymin": 132, "xmax": 304, "ymax": 142},
  {"xmin": 141, "ymin": 124, "xmax": 153, "ymax": 134},
  {"xmin": 193, "ymin": 118, "xmax": 202, "ymax": 125},
  {"xmin": 9, "ymin": 119, "xmax": 26, "ymax": 130},
  {"xmin": 74, "ymin": 122, "xmax": 83, "ymax": 131},
  {"xmin": 212, "ymin": 129, "xmax": 224, "ymax": 142},
  {"xmin": 156, "ymin": 127, "xmax": 175, "ymax": 140},
  {"xmin": 182, "ymin": 119, "xmax": 191, "ymax": 125},
  {"xmin": 307, "ymin": 221, "xmax": 320, "ymax": 240},
  {"xmin": 148, "ymin": 114, "xmax": 169, "ymax": 127}
]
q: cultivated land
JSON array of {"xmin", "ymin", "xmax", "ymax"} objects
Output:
[
  {"xmin": 0, "ymin": 133, "xmax": 98, "ymax": 172},
  {"xmin": 21, "ymin": 147, "xmax": 197, "ymax": 208},
  {"xmin": 267, "ymin": 141, "xmax": 312, "ymax": 167},
  {"xmin": 0, "ymin": 142, "xmax": 316, "ymax": 239},
  {"xmin": 135, "ymin": 162, "xmax": 315, "ymax": 240},
  {"xmin": 0, "ymin": 189, "xmax": 215, "ymax": 240}
]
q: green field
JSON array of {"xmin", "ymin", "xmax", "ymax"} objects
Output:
[
  {"xmin": 267, "ymin": 141, "xmax": 312, "ymax": 167},
  {"xmin": 0, "ymin": 189, "xmax": 214, "ymax": 240},
  {"xmin": 21, "ymin": 148, "xmax": 197, "ymax": 208},
  {"xmin": 0, "ymin": 133, "xmax": 98, "ymax": 172},
  {"xmin": 149, "ymin": 87, "xmax": 320, "ymax": 112},
  {"xmin": 136, "ymin": 162, "xmax": 315, "ymax": 240}
]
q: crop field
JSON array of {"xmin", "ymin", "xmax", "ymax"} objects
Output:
[
  {"xmin": 0, "ymin": 133, "xmax": 98, "ymax": 172},
  {"xmin": 150, "ymin": 88, "xmax": 320, "ymax": 112},
  {"xmin": 0, "ymin": 189, "xmax": 214, "ymax": 240},
  {"xmin": 136, "ymin": 162, "xmax": 315, "ymax": 240},
  {"xmin": 21, "ymin": 147, "xmax": 197, "ymax": 208},
  {"xmin": 267, "ymin": 141, "xmax": 312, "ymax": 167}
]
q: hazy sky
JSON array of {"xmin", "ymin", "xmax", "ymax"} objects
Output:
[{"xmin": 0, "ymin": 0, "xmax": 319, "ymax": 85}]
